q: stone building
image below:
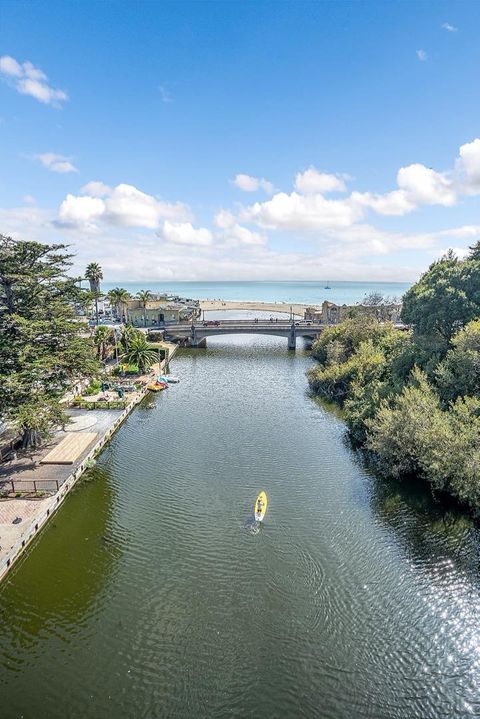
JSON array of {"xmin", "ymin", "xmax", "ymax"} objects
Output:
[
  {"xmin": 305, "ymin": 301, "xmax": 402, "ymax": 324},
  {"xmin": 126, "ymin": 295, "xmax": 200, "ymax": 327}
]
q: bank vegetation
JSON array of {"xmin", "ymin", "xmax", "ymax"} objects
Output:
[{"xmin": 308, "ymin": 244, "xmax": 480, "ymax": 512}]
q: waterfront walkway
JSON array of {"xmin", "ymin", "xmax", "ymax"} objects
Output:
[{"xmin": 0, "ymin": 344, "xmax": 178, "ymax": 581}]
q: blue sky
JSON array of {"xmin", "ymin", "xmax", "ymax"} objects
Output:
[{"xmin": 1, "ymin": 0, "xmax": 480, "ymax": 281}]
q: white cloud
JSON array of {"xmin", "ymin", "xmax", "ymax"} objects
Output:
[
  {"xmin": 397, "ymin": 163, "xmax": 455, "ymax": 205},
  {"xmin": 352, "ymin": 189, "xmax": 416, "ymax": 216},
  {"xmin": 442, "ymin": 22, "xmax": 457, "ymax": 32},
  {"xmin": 57, "ymin": 182, "xmax": 190, "ymax": 229},
  {"xmin": 23, "ymin": 195, "xmax": 36, "ymax": 204},
  {"xmin": 0, "ymin": 55, "xmax": 68, "ymax": 106},
  {"xmin": 442, "ymin": 224, "xmax": 480, "ymax": 239},
  {"xmin": 7, "ymin": 136, "xmax": 480, "ymax": 283},
  {"xmin": 239, "ymin": 145, "xmax": 467, "ymax": 233},
  {"xmin": 242, "ymin": 191, "xmax": 362, "ymax": 230},
  {"xmin": 457, "ymin": 138, "xmax": 480, "ymax": 191},
  {"xmin": 105, "ymin": 184, "xmax": 183, "ymax": 228},
  {"xmin": 80, "ymin": 181, "xmax": 112, "ymax": 197},
  {"xmin": 161, "ymin": 221, "xmax": 213, "ymax": 246},
  {"xmin": 2, "ymin": 202, "xmax": 478, "ymax": 283},
  {"xmin": 232, "ymin": 173, "xmax": 274, "ymax": 193},
  {"xmin": 222, "ymin": 223, "xmax": 266, "ymax": 247},
  {"xmin": 214, "ymin": 209, "xmax": 236, "ymax": 229},
  {"xmin": 417, "ymin": 49, "xmax": 427, "ymax": 62},
  {"xmin": 59, "ymin": 194, "xmax": 105, "ymax": 224},
  {"xmin": 36, "ymin": 153, "xmax": 78, "ymax": 173},
  {"xmin": 0, "ymin": 56, "xmax": 22, "ymax": 77},
  {"xmin": 294, "ymin": 167, "xmax": 347, "ymax": 194}
]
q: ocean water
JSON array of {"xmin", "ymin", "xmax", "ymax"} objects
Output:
[{"xmin": 100, "ymin": 280, "xmax": 410, "ymax": 306}]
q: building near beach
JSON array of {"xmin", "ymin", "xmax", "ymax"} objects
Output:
[
  {"xmin": 126, "ymin": 295, "xmax": 200, "ymax": 327},
  {"xmin": 304, "ymin": 300, "xmax": 402, "ymax": 324}
]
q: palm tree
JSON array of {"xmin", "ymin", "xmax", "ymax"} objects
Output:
[
  {"xmin": 108, "ymin": 287, "xmax": 131, "ymax": 322},
  {"xmin": 123, "ymin": 335, "xmax": 157, "ymax": 373},
  {"xmin": 93, "ymin": 325, "xmax": 113, "ymax": 360},
  {"xmin": 85, "ymin": 262, "xmax": 103, "ymax": 293},
  {"xmin": 136, "ymin": 289, "xmax": 153, "ymax": 327},
  {"xmin": 120, "ymin": 324, "xmax": 143, "ymax": 350},
  {"xmin": 85, "ymin": 263, "xmax": 104, "ymax": 325}
]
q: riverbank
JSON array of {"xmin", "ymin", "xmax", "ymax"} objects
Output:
[
  {"xmin": 0, "ymin": 343, "xmax": 178, "ymax": 582},
  {"xmin": 307, "ymin": 309, "xmax": 480, "ymax": 515}
]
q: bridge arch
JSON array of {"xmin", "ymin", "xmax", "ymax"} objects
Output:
[{"xmin": 164, "ymin": 319, "xmax": 324, "ymax": 350}]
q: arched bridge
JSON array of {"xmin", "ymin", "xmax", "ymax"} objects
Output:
[{"xmin": 163, "ymin": 319, "xmax": 324, "ymax": 350}]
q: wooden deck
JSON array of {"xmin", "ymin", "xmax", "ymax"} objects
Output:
[{"xmin": 40, "ymin": 432, "xmax": 98, "ymax": 465}]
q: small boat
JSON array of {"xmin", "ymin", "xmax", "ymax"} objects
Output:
[
  {"xmin": 254, "ymin": 491, "xmax": 267, "ymax": 522},
  {"xmin": 324, "ymin": 283, "xmax": 331, "ymax": 289},
  {"xmin": 147, "ymin": 381, "xmax": 167, "ymax": 392},
  {"xmin": 157, "ymin": 375, "xmax": 179, "ymax": 384}
]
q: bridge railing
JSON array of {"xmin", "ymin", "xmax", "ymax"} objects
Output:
[{"xmin": 168, "ymin": 319, "xmax": 323, "ymax": 327}]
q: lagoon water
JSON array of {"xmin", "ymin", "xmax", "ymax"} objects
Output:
[
  {"xmin": 100, "ymin": 280, "xmax": 410, "ymax": 306},
  {"xmin": 1, "ymin": 331, "xmax": 480, "ymax": 718}
]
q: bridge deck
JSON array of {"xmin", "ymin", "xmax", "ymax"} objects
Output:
[
  {"xmin": 166, "ymin": 320, "xmax": 322, "ymax": 333},
  {"xmin": 162, "ymin": 319, "xmax": 407, "ymax": 348}
]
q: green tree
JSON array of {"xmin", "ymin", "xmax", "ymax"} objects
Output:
[
  {"xmin": 0, "ymin": 236, "xmax": 98, "ymax": 448},
  {"xmin": 366, "ymin": 368, "xmax": 446, "ymax": 479},
  {"xmin": 469, "ymin": 240, "xmax": 480, "ymax": 261},
  {"xmin": 107, "ymin": 287, "xmax": 131, "ymax": 322},
  {"xmin": 436, "ymin": 319, "xmax": 480, "ymax": 402},
  {"xmin": 136, "ymin": 290, "xmax": 153, "ymax": 327},
  {"xmin": 85, "ymin": 262, "xmax": 103, "ymax": 293},
  {"xmin": 120, "ymin": 324, "xmax": 144, "ymax": 350},
  {"xmin": 85, "ymin": 262, "xmax": 103, "ymax": 325},
  {"xmin": 311, "ymin": 314, "xmax": 389, "ymax": 364},
  {"xmin": 401, "ymin": 251, "xmax": 480, "ymax": 341},
  {"xmin": 361, "ymin": 291, "xmax": 397, "ymax": 321},
  {"xmin": 93, "ymin": 325, "xmax": 113, "ymax": 360},
  {"xmin": 122, "ymin": 335, "xmax": 157, "ymax": 373}
]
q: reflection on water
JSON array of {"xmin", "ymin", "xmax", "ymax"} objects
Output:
[{"xmin": 0, "ymin": 333, "xmax": 480, "ymax": 718}]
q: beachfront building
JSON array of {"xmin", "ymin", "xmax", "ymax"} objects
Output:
[
  {"xmin": 305, "ymin": 300, "xmax": 402, "ymax": 324},
  {"xmin": 126, "ymin": 295, "xmax": 201, "ymax": 327}
]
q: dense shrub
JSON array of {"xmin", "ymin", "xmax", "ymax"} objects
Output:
[{"xmin": 308, "ymin": 248, "xmax": 480, "ymax": 511}]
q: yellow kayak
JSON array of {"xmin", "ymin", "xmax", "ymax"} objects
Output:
[{"xmin": 254, "ymin": 491, "xmax": 267, "ymax": 522}]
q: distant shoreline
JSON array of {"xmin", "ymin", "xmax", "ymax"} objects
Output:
[{"xmin": 98, "ymin": 280, "xmax": 411, "ymax": 307}]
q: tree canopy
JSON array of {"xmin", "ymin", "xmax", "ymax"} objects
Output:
[
  {"xmin": 309, "ymin": 249, "xmax": 480, "ymax": 512},
  {"xmin": 401, "ymin": 250, "xmax": 480, "ymax": 341},
  {"xmin": 0, "ymin": 236, "xmax": 98, "ymax": 447}
]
